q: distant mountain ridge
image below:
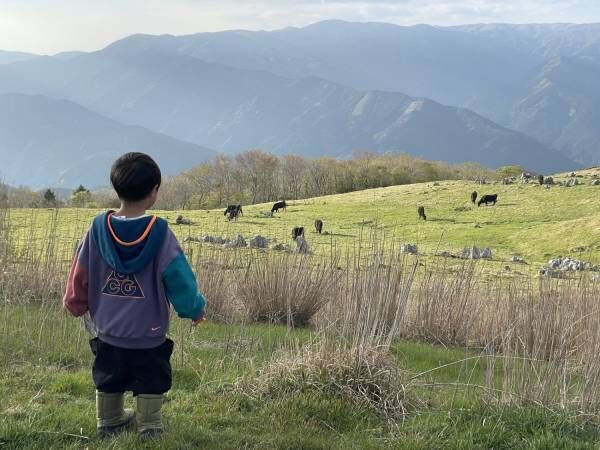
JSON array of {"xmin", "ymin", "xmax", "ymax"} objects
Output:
[
  {"xmin": 0, "ymin": 50, "xmax": 38, "ymax": 65},
  {"xmin": 88, "ymin": 21, "xmax": 598, "ymax": 165},
  {"xmin": 0, "ymin": 37, "xmax": 574, "ymax": 176},
  {"xmin": 0, "ymin": 93, "xmax": 215, "ymax": 188},
  {"xmin": 3, "ymin": 20, "xmax": 599, "ymax": 188}
]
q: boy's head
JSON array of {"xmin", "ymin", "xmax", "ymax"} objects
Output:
[{"xmin": 110, "ymin": 152, "xmax": 161, "ymax": 208}]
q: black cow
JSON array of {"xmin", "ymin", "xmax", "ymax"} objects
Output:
[
  {"xmin": 224, "ymin": 204, "xmax": 243, "ymax": 221},
  {"xmin": 538, "ymin": 175, "xmax": 544, "ymax": 185},
  {"xmin": 292, "ymin": 227, "xmax": 305, "ymax": 240},
  {"xmin": 471, "ymin": 191, "xmax": 478, "ymax": 204},
  {"xmin": 478, "ymin": 194, "xmax": 498, "ymax": 207},
  {"xmin": 418, "ymin": 206, "xmax": 426, "ymax": 220},
  {"xmin": 314, "ymin": 219, "xmax": 323, "ymax": 234},
  {"xmin": 271, "ymin": 201, "xmax": 287, "ymax": 213}
]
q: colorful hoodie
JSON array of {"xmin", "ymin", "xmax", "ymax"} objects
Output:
[{"xmin": 63, "ymin": 211, "xmax": 206, "ymax": 349}]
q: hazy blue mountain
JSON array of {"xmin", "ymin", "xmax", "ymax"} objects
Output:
[
  {"xmin": 0, "ymin": 93, "xmax": 215, "ymax": 188},
  {"xmin": 52, "ymin": 51, "xmax": 87, "ymax": 61},
  {"xmin": 507, "ymin": 56, "xmax": 600, "ymax": 165},
  {"xmin": 0, "ymin": 47, "xmax": 573, "ymax": 173},
  {"xmin": 0, "ymin": 50, "xmax": 38, "ymax": 65},
  {"xmin": 2, "ymin": 21, "xmax": 595, "ymax": 171},
  {"xmin": 96, "ymin": 21, "xmax": 600, "ymax": 165}
]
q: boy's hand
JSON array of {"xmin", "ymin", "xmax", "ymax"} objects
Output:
[{"xmin": 193, "ymin": 309, "xmax": 206, "ymax": 326}]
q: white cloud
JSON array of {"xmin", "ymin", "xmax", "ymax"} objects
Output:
[{"xmin": 1, "ymin": 0, "xmax": 599, "ymax": 54}]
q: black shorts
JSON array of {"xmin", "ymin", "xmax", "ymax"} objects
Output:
[{"xmin": 90, "ymin": 338, "xmax": 174, "ymax": 395}]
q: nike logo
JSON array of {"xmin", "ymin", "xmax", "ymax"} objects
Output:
[{"xmin": 151, "ymin": 326, "xmax": 161, "ymax": 332}]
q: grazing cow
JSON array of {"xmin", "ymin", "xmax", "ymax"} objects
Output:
[
  {"xmin": 478, "ymin": 194, "xmax": 498, "ymax": 207},
  {"xmin": 314, "ymin": 219, "xmax": 323, "ymax": 234},
  {"xmin": 471, "ymin": 191, "xmax": 477, "ymax": 204},
  {"xmin": 271, "ymin": 201, "xmax": 287, "ymax": 213},
  {"xmin": 417, "ymin": 206, "xmax": 427, "ymax": 220},
  {"xmin": 292, "ymin": 227, "xmax": 305, "ymax": 240},
  {"xmin": 538, "ymin": 175, "xmax": 544, "ymax": 185},
  {"xmin": 224, "ymin": 204, "xmax": 243, "ymax": 221}
]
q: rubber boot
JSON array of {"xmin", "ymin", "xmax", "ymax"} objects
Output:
[
  {"xmin": 137, "ymin": 394, "xmax": 164, "ymax": 439},
  {"xmin": 96, "ymin": 391, "xmax": 135, "ymax": 438}
]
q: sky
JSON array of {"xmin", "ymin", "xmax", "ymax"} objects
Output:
[{"xmin": 1, "ymin": 0, "xmax": 600, "ymax": 54}]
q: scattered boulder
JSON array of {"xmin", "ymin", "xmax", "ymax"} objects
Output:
[
  {"xmin": 462, "ymin": 246, "xmax": 493, "ymax": 260},
  {"xmin": 183, "ymin": 236, "xmax": 201, "ymax": 243},
  {"xmin": 224, "ymin": 235, "xmax": 247, "ymax": 248},
  {"xmin": 201, "ymin": 235, "xmax": 227, "ymax": 245},
  {"xmin": 249, "ymin": 235, "xmax": 268, "ymax": 249},
  {"xmin": 569, "ymin": 172, "xmax": 577, "ymax": 177},
  {"xmin": 544, "ymin": 176, "xmax": 554, "ymax": 185},
  {"xmin": 566, "ymin": 178, "xmax": 579, "ymax": 187},
  {"xmin": 400, "ymin": 244, "xmax": 418, "ymax": 255},
  {"xmin": 295, "ymin": 236, "xmax": 311, "ymax": 254},
  {"xmin": 544, "ymin": 257, "xmax": 597, "ymax": 272},
  {"xmin": 270, "ymin": 243, "xmax": 291, "ymax": 252},
  {"xmin": 175, "ymin": 215, "xmax": 192, "ymax": 225},
  {"xmin": 510, "ymin": 255, "xmax": 527, "ymax": 264},
  {"xmin": 591, "ymin": 179, "xmax": 600, "ymax": 186},
  {"xmin": 474, "ymin": 223, "xmax": 482, "ymax": 228}
]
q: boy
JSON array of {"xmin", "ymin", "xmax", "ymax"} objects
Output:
[{"xmin": 63, "ymin": 152, "xmax": 206, "ymax": 438}]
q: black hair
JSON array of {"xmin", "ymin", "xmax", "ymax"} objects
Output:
[{"xmin": 110, "ymin": 152, "xmax": 161, "ymax": 202}]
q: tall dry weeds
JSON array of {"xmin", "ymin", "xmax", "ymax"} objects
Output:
[{"xmin": 3, "ymin": 207, "xmax": 600, "ymax": 417}]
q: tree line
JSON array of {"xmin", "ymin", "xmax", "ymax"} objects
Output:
[{"xmin": 1, "ymin": 151, "xmax": 510, "ymax": 210}]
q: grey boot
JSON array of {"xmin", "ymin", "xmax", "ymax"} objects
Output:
[
  {"xmin": 137, "ymin": 394, "xmax": 164, "ymax": 438},
  {"xmin": 96, "ymin": 391, "xmax": 135, "ymax": 438}
]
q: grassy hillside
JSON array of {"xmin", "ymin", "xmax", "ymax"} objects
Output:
[
  {"xmin": 4, "ymin": 173, "xmax": 600, "ymax": 448},
  {"xmin": 8, "ymin": 170, "xmax": 600, "ymax": 273},
  {"xmin": 2, "ymin": 306, "xmax": 600, "ymax": 449}
]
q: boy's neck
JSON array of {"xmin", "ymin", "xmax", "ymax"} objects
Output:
[{"xmin": 114, "ymin": 202, "xmax": 148, "ymax": 219}]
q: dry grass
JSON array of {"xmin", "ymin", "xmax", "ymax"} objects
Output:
[
  {"xmin": 237, "ymin": 344, "xmax": 420, "ymax": 420},
  {"xmin": 4, "ymin": 205, "xmax": 600, "ymax": 419}
]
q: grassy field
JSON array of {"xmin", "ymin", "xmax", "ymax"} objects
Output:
[
  {"xmin": 2, "ymin": 305, "xmax": 600, "ymax": 449},
  {"xmin": 7, "ymin": 169, "xmax": 600, "ymax": 273},
  {"xmin": 3, "ymin": 172, "xmax": 600, "ymax": 448}
]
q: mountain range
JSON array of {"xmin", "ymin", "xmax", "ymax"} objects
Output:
[
  {"xmin": 3, "ymin": 21, "xmax": 600, "ymax": 187},
  {"xmin": 0, "ymin": 93, "xmax": 214, "ymax": 188}
]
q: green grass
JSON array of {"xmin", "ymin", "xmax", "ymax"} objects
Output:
[
  {"xmin": 2, "ymin": 305, "xmax": 600, "ymax": 449},
  {"xmin": 4, "ymin": 175, "xmax": 600, "ymax": 447},
  {"xmin": 7, "ymin": 174, "xmax": 600, "ymax": 274}
]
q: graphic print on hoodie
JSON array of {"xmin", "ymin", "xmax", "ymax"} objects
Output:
[{"xmin": 63, "ymin": 211, "xmax": 206, "ymax": 349}]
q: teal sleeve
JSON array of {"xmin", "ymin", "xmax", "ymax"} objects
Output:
[{"xmin": 162, "ymin": 252, "xmax": 206, "ymax": 320}]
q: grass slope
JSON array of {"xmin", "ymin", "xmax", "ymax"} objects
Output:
[
  {"xmin": 9, "ymin": 171, "xmax": 600, "ymax": 272},
  {"xmin": 2, "ymin": 305, "xmax": 600, "ymax": 449}
]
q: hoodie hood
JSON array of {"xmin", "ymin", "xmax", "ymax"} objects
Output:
[{"xmin": 91, "ymin": 211, "xmax": 168, "ymax": 275}]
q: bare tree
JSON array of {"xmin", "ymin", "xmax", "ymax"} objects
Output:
[
  {"xmin": 281, "ymin": 155, "xmax": 308, "ymax": 200},
  {"xmin": 183, "ymin": 163, "xmax": 214, "ymax": 208},
  {"xmin": 235, "ymin": 150, "xmax": 280, "ymax": 204}
]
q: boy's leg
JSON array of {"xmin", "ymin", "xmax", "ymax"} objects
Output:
[
  {"xmin": 96, "ymin": 392, "xmax": 136, "ymax": 437},
  {"xmin": 136, "ymin": 394, "xmax": 165, "ymax": 438},
  {"xmin": 131, "ymin": 339, "xmax": 174, "ymax": 437},
  {"xmin": 90, "ymin": 338, "xmax": 135, "ymax": 437}
]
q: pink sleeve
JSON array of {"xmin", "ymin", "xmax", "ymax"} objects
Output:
[{"xmin": 63, "ymin": 236, "xmax": 89, "ymax": 317}]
